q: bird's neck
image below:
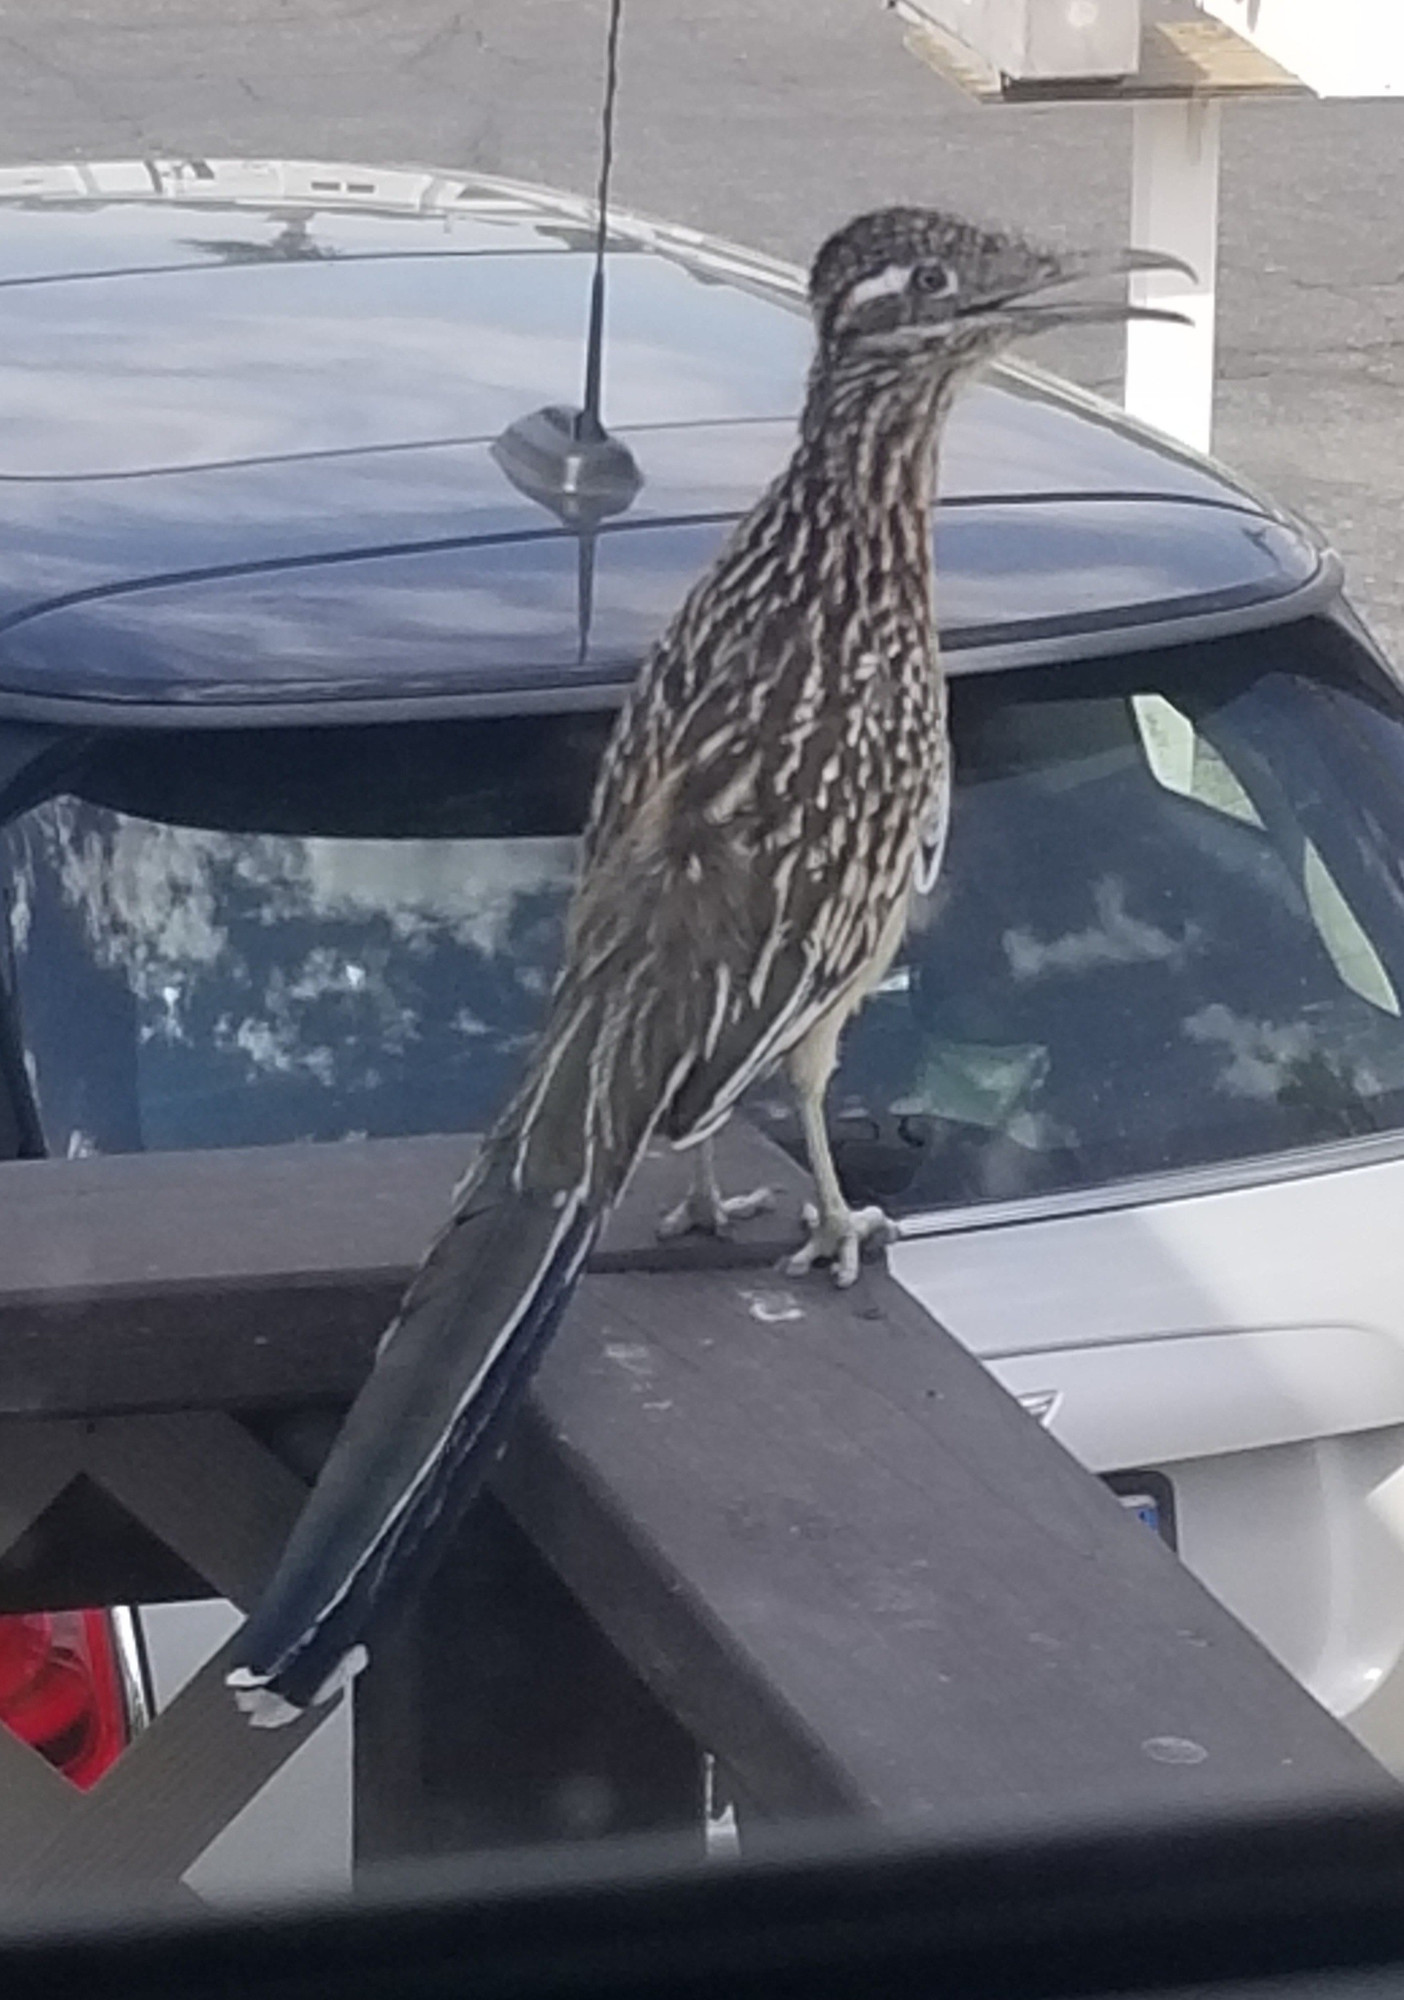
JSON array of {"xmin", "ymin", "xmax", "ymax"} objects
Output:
[{"xmin": 797, "ymin": 348, "xmax": 957, "ymax": 542}]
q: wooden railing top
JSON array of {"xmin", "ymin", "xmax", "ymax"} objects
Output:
[
  {"xmin": 0, "ymin": 1124, "xmax": 805, "ymax": 1418},
  {"xmin": 0, "ymin": 1124, "xmax": 1390, "ymax": 1828}
]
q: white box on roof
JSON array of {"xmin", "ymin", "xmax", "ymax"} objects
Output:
[{"xmin": 902, "ymin": 0, "xmax": 1142, "ymax": 80}]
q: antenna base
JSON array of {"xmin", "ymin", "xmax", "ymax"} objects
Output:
[{"xmin": 491, "ymin": 405, "xmax": 643, "ymax": 527}]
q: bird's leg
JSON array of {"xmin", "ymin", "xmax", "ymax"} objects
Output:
[
  {"xmin": 783, "ymin": 1015, "xmax": 896, "ymax": 1288},
  {"xmin": 657, "ymin": 1134, "xmax": 776, "ymax": 1240}
]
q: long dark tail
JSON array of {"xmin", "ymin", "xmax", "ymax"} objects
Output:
[
  {"xmin": 227, "ymin": 860, "xmax": 722, "ymax": 1721},
  {"xmin": 226, "ymin": 987, "xmax": 659, "ymax": 1719},
  {"xmin": 227, "ymin": 1158, "xmax": 599, "ymax": 1719}
]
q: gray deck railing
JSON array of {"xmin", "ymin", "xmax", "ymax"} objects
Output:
[{"xmin": 0, "ymin": 1123, "xmax": 1390, "ymax": 1903}]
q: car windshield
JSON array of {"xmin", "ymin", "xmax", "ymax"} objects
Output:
[{"xmin": 6, "ymin": 615, "xmax": 1404, "ymax": 1217}]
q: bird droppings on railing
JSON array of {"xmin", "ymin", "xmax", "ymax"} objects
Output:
[
  {"xmin": 740, "ymin": 1288, "xmax": 805, "ymax": 1324},
  {"xmin": 1142, "ymin": 1735, "xmax": 1209, "ymax": 1765},
  {"xmin": 603, "ymin": 1341, "xmax": 655, "ymax": 1380}
]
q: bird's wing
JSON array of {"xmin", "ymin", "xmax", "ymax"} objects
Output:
[{"xmin": 570, "ymin": 625, "xmax": 928, "ymax": 1148}]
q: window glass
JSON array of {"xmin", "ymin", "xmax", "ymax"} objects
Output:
[{"xmin": 10, "ymin": 624, "xmax": 1404, "ymax": 1214}]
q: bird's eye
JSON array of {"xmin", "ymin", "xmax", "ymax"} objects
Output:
[{"xmin": 911, "ymin": 263, "xmax": 955, "ymax": 298}]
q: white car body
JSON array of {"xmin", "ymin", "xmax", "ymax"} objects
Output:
[{"xmin": 893, "ymin": 1155, "xmax": 1404, "ymax": 1761}]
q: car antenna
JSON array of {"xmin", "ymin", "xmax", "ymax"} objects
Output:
[{"xmin": 491, "ymin": 0, "xmax": 643, "ymax": 665}]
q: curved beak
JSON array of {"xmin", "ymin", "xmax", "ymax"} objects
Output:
[
  {"xmin": 1054, "ymin": 245, "xmax": 1198, "ymax": 287},
  {"xmin": 982, "ymin": 244, "xmax": 1197, "ymax": 333}
]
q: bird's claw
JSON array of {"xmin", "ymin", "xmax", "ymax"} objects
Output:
[
  {"xmin": 657, "ymin": 1182, "xmax": 776, "ymax": 1240},
  {"xmin": 784, "ymin": 1200, "xmax": 896, "ymax": 1287}
]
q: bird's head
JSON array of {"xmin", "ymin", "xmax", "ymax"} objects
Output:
[{"xmin": 809, "ymin": 206, "xmax": 1192, "ymax": 367}]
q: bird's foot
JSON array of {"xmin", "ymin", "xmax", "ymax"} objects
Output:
[
  {"xmin": 657, "ymin": 1181, "xmax": 776, "ymax": 1240},
  {"xmin": 784, "ymin": 1200, "xmax": 896, "ymax": 1288}
]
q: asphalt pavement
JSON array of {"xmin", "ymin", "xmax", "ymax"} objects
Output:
[{"xmin": 1, "ymin": 0, "xmax": 1402, "ymax": 649}]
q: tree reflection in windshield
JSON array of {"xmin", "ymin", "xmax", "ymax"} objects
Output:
[{"xmin": 6, "ymin": 798, "xmax": 575, "ymax": 1155}]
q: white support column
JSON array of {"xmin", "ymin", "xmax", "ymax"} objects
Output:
[{"xmin": 1124, "ymin": 96, "xmax": 1222, "ymax": 454}]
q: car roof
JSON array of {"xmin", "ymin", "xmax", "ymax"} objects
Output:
[{"xmin": 0, "ymin": 158, "xmax": 1336, "ymax": 727}]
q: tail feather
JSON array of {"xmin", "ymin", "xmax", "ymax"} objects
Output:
[
  {"xmin": 230, "ymin": 894, "xmax": 717, "ymax": 1721},
  {"xmin": 228, "ymin": 1180, "xmax": 597, "ymax": 1716}
]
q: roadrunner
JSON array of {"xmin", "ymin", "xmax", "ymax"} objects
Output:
[{"xmin": 229, "ymin": 206, "xmax": 1189, "ymax": 1720}]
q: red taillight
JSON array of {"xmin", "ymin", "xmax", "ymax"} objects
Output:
[{"xmin": 0, "ymin": 1610, "xmax": 131, "ymax": 1788}]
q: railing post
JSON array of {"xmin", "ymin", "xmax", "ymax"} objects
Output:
[{"xmin": 352, "ymin": 1495, "xmax": 705, "ymax": 1868}]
